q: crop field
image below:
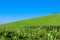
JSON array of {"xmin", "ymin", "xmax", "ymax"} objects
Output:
[
  {"xmin": 0, "ymin": 14, "xmax": 60, "ymax": 40},
  {"xmin": 0, "ymin": 25, "xmax": 60, "ymax": 40}
]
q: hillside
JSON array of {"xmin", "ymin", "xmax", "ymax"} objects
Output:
[
  {"xmin": 0, "ymin": 14, "xmax": 60, "ymax": 40},
  {"xmin": 1, "ymin": 14, "xmax": 60, "ymax": 27}
]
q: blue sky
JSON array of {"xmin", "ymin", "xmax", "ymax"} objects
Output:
[{"xmin": 0, "ymin": 0, "xmax": 60, "ymax": 24}]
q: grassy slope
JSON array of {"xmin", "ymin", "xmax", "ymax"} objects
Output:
[
  {"xmin": 0, "ymin": 14, "xmax": 60, "ymax": 27},
  {"xmin": 0, "ymin": 14, "xmax": 60, "ymax": 40}
]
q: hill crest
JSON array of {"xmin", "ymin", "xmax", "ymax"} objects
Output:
[{"xmin": 1, "ymin": 14, "xmax": 60, "ymax": 26}]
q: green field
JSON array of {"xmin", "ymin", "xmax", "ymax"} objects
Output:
[{"xmin": 0, "ymin": 14, "xmax": 60, "ymax": 40}]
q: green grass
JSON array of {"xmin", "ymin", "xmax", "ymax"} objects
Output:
[
  {"xmin": 1, "ymin": 14, "xmax": 60, "ymax": 26},
  {"xmin": 0, "ymin": 14, "xmax": 60, "ymax": 40}
]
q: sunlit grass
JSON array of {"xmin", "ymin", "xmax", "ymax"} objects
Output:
[{"xmin": 0, "ymin": 14, "xmax": 60, "ymax": 40}]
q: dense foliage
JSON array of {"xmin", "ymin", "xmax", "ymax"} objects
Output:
[{"xmin": 0, "ymin": 25, "xmax": 60, "ymax": 40}]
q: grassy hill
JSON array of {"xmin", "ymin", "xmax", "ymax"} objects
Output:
[
  {"xmin": 1, "ymin": 14, "xmax": 60, "ymax": 27},
  {"xmin": 0, "ymin": 14, "xmax": 60, "ymax": 40}
]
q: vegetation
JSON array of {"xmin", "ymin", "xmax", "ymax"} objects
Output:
[{"xmin": 0, "ymin": 14, "xmax": 60, "ymax": 40}]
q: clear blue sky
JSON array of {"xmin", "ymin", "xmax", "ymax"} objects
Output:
[{"xmin": 0, "ymin": 0, "xmax": 60, "ymax": 24}]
